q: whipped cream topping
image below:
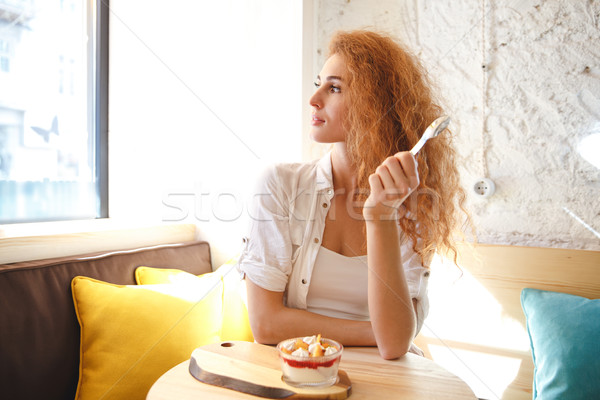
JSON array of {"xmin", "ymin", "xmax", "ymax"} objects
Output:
[
  {"xmin": 280, "ymin": 334, "xmax": 340, "ymax": 359},
  {"xmin": 291, "ymin": 347, "xmax": 310, "ymax": 357},
  {"xmin": 303, "ymin": 335, "xmax": 318, "ymax": 345},
  {"xmin": 324, "ymin": 346, "xmax": 337, "ymax": 356},
  {"xmin": 284, "ymin": 341, "xmax": 296, "ymax": 353}
]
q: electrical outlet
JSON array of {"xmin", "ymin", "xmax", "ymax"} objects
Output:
[{"xmin": 473, "ymin": 178, "xmax": 495, "ymax": 198}]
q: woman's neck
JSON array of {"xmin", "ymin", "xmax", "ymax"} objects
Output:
[{"xmin": 331, "ymin": 143, "xmax": 358, "ymax": 195}]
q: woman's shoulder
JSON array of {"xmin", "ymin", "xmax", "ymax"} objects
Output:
[
  {"xmin": 272, "ymin": 157, "xmax": 321, "ymax": 175},
  {"xmin": 257, "ymin": 157, "xmax": 323, "ymax": 188}
]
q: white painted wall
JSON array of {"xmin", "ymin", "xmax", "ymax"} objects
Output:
[
  {"xmin": 109, "ymin": 0, "xmax": 303, "ymax": 263},
  {"xmin": 107, "ymin": 0, "xmax": 598, "ymax": 261},
  {"xmin": 309, "ymin": 0, "xmax": 600, "ymax": 250}
]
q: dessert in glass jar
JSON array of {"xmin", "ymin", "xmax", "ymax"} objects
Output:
[{"xmin": 277, "ymin": 334, "xmax": 343, "ymax": 388}]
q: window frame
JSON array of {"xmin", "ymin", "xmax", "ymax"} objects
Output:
[
  {"xmin": 0, "ymin": 0, "xmax": 109, "ymax": 224},
  {"xmin": 96, "ymin": 0, "xmax": 109, "ymax": 219}
]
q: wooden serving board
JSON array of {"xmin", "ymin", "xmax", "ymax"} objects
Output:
[{"xmin": 189, "ymin": 341, "xmax": 351, "ymax": 399}]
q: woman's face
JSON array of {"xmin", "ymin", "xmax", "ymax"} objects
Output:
[{"xmin": 309, "ymin": 54, "xmax": 349, "ymax": 143}]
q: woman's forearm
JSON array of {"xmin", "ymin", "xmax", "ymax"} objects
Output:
[
  {"xmin": 366, "ymin": 220, "xmax": 416, "ymax": 359},
  {"xmin": 253, "ymin": 307, "xmax": 376, "ymax": 346},
  {"xmin": 245, "ymin": 280, "xmax": 376, "ymax": 346}
]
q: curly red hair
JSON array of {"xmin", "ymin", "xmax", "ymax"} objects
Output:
[{"xmin": 328, "ymin": 30, "xmax": 468, "ymax": 264}]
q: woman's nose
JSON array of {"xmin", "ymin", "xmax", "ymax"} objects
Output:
[{"xmin": 309, "ymin": 92, "xmax": 321, "ymax": 109}]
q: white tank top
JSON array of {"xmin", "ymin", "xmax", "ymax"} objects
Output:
[{"xmin": 306, "ymin": 246, "xmax": 369, "ymax": 321}]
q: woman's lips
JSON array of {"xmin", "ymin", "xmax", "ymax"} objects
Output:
[{"xmin": 311, "ymin": 115, "xmax": 325, "ymax": 126}]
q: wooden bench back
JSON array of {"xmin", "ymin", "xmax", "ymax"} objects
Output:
[{"xmin": 414, "ymin": 243, "xmax": 600, "ymax": 400}]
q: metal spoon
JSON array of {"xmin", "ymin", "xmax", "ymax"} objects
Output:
[{"xmin": 409, "ymin": 116, "xmax": 451, "ymax": 156}]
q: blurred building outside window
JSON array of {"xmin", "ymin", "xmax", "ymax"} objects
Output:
[{"xmin": 0, "ymin": 0, "xmax": 106, "ymax": 224}]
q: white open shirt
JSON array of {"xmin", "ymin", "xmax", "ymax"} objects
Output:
[{"xmin": 236, "ymin": 152, "xmax": 430, "ymax": 334}]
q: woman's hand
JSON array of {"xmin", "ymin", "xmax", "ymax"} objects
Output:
[{"xmin": 363, "ymin": 152, "xmax": 419, "ymax": 222}]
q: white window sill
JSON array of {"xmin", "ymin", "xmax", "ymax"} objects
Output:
[{"xmin": 0, "ymin": 219, "xmax": 197, "ymax": 264}]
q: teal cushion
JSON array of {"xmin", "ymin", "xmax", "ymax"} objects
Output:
[{"xmin": 521, "ymin": 288, "xmax": 600, "ymax": 399}]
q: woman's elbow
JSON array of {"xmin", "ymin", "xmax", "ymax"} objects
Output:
[
  {"xmin": 376, "ymin": 325, "xmax": 416, "ymax": 360},
  {"xmin": 378, "ymin": 344, "xmax": 410, "ymax": 360},
  {"xmin": 245, "ymin": 279, "xmax": 286, "ymax": 344},
  {"xmin": 248, "ymin": 314, "xmax": 279, "ymax": 345},
  {"xmin": 251, "ymin": 326, "xmax": 275, "ymax": 345}
]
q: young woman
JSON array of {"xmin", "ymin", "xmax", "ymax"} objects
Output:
[{"xmin": 237, "ymin": 30, "xmax": 465, "ymax": 359}]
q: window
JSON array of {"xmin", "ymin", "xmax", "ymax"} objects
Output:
[{"xmin": 0, "ymin": 0, "xmax": 108, "ymax": 223}]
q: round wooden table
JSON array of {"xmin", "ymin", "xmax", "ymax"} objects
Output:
[{"xmin": 147, "ymin": 341, "xmax": 477, "ymax": 400}]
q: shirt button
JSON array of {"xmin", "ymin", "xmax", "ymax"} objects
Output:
[
  {"xmin": 322, "ymin": 203, "xmax": 328, "ymax": 208},
  {"xmin": 327, "ymin": 189, "xmax": 333, "ymax": 195},
  {"xmin": 314, "ymin": 238, "xmax": 319, "ymax": 244},
  {"xmin": 302, "ymin": 279, "xmax": 307, "ymax": 284},
  {"xmin": 424, "ymin": 271, "xmax": 430, "ymax": 278}
]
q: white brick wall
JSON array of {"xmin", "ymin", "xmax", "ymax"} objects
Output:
[{"xmin": 308, "ymin": 0, "xmax": 600, "ymax": 250}]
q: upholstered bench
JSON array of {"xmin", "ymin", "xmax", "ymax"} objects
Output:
[{"xmin": 0, "ymin": 241, "xmax": 237, "ymax": 400}]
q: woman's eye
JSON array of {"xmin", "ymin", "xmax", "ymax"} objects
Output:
[{"xmin": 313, "ymin": 82, "xmax": 340, "ymax": 93}]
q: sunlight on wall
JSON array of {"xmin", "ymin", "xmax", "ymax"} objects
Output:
[
  {"xmin": 108, "ymin": 1, "xmax": 303, "ymax": 263},
  {"xmin": 415, "ymin": 253, "xmax": 532, "ymax": 400},
  {"xmin": 424, "ymin": 254, "xmax": 530, "ymax": 351},
  {"xmin": 578, "ymin": 126, "xmax": 600, "ymax": 169}
]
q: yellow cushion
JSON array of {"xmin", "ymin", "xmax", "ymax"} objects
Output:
[
  {"xmin": 135, "ymin": 262, "xmax": 254, "ymax": 342},
  {"xmin": 134, "ymin": 265, "xmax": 197, "ymax": 285},
  {"xmin": 71, "ymin": 274, "xmax": 223, "ymax": 400},
  {"xmin": 216, "ymin": 261, "xmax": 254, "ymax": 342}
]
